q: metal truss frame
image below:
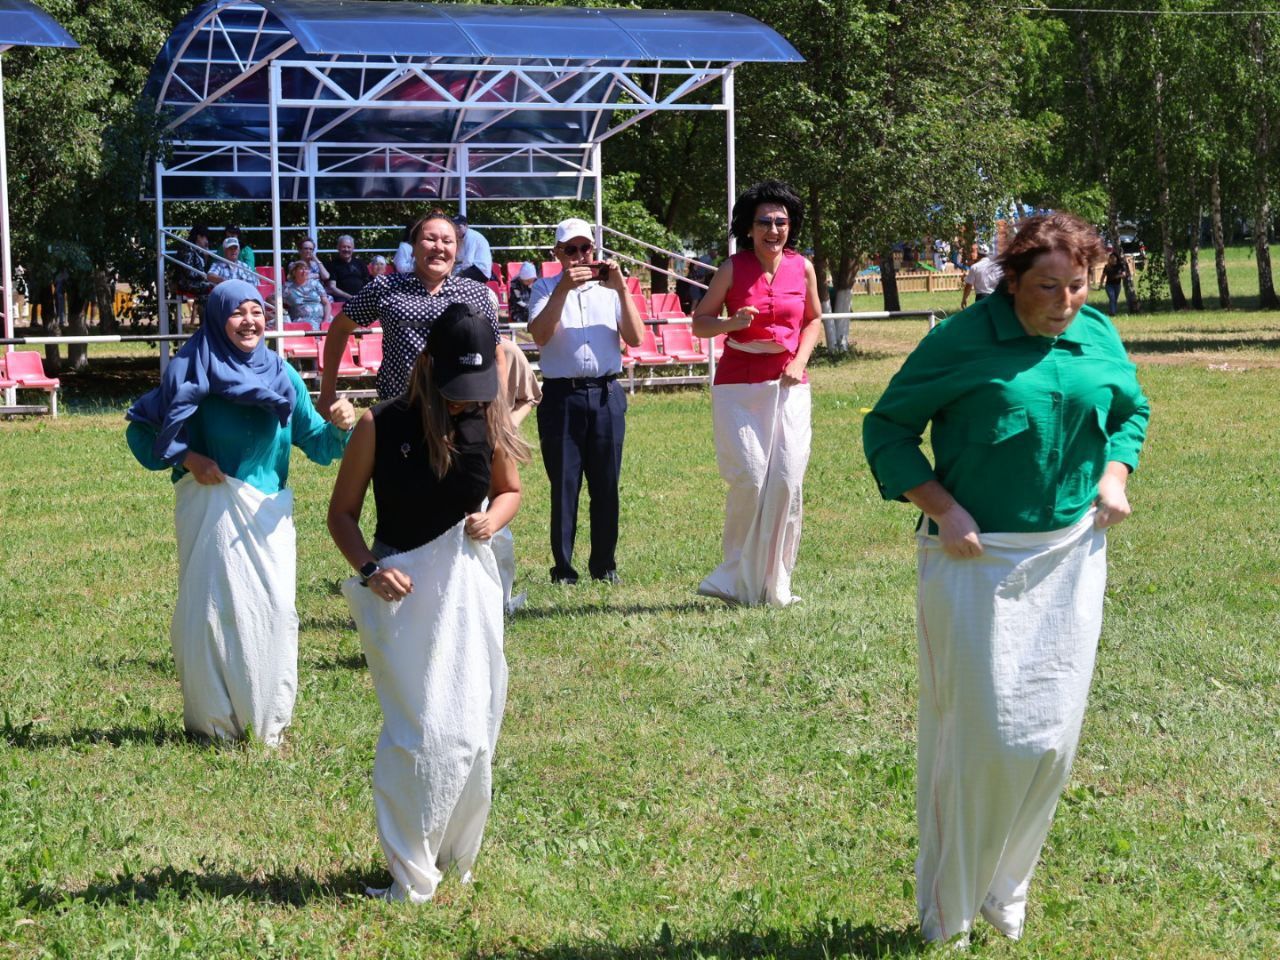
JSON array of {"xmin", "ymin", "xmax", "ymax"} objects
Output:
[{"xmin": 151, "ymin": 0, "xmax": 744, "ymax": 374}]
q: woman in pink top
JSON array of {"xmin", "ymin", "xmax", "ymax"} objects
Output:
[{"xmin": 692, "ymin": 181, "xmax": 823, "ymax": 605}]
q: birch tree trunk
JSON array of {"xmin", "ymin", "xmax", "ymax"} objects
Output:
[{"xmin": 1210, "ymin": 163, "xmax": 1231, "ymax": 308}]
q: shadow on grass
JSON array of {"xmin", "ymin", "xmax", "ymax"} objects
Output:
[
  {"xmin": 23, "ymin": 863, "xmax": 375, "ymax": 909},
  {"xmin": 1124, "ymin": 335, "xmax": 1280, "ymax": 354},
  {"xmin": 515, "ymin": 599, "xmax": 714, "ymax": 620},
  {"xmin": 300, "ymin": 612, "xmax": 358, "ymax": 632},
  {"xmin": 509, "ymin": 918, "xmax": 926, "ymax": 960},
  {"xmin": 310, "ymin": 650, "xmax": 367, "ymax": 671},
  {"xmin": 14, "ymin": 725, "xmax": 197, "ymax": 749}
]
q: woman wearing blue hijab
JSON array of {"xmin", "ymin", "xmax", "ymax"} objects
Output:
[{"xmin": 127, "ymin": 280, "xmax": 356, "ymax": 745}]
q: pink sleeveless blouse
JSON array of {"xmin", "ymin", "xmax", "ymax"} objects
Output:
[{"xmin": 724, "ymin": 248, "xmax": 809, "ymax": 353}]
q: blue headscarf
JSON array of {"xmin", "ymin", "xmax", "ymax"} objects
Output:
[{"xmin": 126, "ymin": 280, "xmax": 296, "ymax": 464}]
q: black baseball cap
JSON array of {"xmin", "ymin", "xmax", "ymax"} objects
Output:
[{"xmin": 427, "ymin": 302, "xmax": 497, "ymax": 402}]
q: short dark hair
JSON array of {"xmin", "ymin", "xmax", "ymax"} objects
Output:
[
  {"xmin": 410, "ymin": 212, "xmax": 458, "ymax": 244},
  {"xmin": 997, "ymin": 212, "xmax": 1106, "ymax": 280},
  {"xmin": 730, "ymin": 180, "xmax": 804, "ymax": 250},
  {"xmin": 188, "ymin": 225, "xmax": 209, "ymax": 242}
]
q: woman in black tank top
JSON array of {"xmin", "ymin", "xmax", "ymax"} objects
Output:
[
  {"xmin": 328, "ymin": 302, "xmax": 531, "ymax": 599},
  {"xmin": 326, "ymin": 304, "xmax": 532, "ymax": 902}
]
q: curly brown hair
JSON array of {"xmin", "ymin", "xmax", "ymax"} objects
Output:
[{"xmin": 997, "ymin": 212, "xmax": 1106, "ymax": 280}]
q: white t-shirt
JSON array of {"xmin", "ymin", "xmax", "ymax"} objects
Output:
[{"xmin": 966, "ymin": 257, "xmax": 1004, "ymax": 295}]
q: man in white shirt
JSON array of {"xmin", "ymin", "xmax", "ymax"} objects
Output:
[
  {"xmin": 452, "ymin": 216, "xmax": 493, "ymax": 284},
  {"xmin": 528, "ymin": 218, "xmax": 644, "ymax": 584},
  {"xmin": 961, "ymin": 243, "xmax": 1004, "ymax": 309}
]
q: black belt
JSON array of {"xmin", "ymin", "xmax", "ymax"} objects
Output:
[{"xmin": 544, "ymin": 374, "xmax": 618, "ymax": 389}]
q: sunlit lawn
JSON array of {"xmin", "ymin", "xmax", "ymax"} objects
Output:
[{"xmin": 0, "ymin": 297, "xmax": 1278, "ymax": 957}]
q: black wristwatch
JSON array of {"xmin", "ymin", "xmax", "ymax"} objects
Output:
[{"xmin": 359, "ymin": 560, "xmax": 381, "ymax": 586}]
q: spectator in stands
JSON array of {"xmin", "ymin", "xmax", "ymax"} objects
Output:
[
  {"xmin": 863, "ymin": 212, "xmax": 1149, "ymax": 945},
  {"xmin": 528, "ymin": 218, "xmax": 644, "ymax": 584},
  {"xmin": 1101, "ymin": 250, "xmax": 1130, "ymax": 317},
  {"xmin": 283, "ymin": 259, "xmax": 331, "ymax": 330},
  {"xmin": 507, "ymin": 262, "xmax": 537, "ymax": 326},
  {"xmin": 317, "ymin": 211, "xmax": 503, "ymax": 410},
  {"xmin": 125, "ymin": 279, "xmax": 355, "ymax": 746},
  {"xmin": 223, "ymin": 226, "xmax": 255, "ymax": 270},
  {"xmin": 452, "ymin": 215, "xmax": 493, "ymax": 284},
  {"xmin": 960, "ymin": 242, "xmax": 1003, "ymax": 309},
  {"xmin": 326, "ymin": 234, "xmax": 368, "ymax": 304},
  {"xmin": 393, "ymin": 219, "xmax": 416, "ymax": 274},
  {"xmin": 327, "ymin": 302, "xmax": 529, "ymax": 902},
  {"xmin": 368, "ymin": 255, "xmax": 388, "ymax": 278},
  {"xmin": 691, "ymin": 180, "xmax": 822, "ymax": 607},
  {"xmin": 296, "ymin": 236, "xmax": 330, "ymax": 286},
  {"xmin": 208, "ymin": 236, "xmax": 259, "ymax": 286},
  {"xmin": 175, "ymin": 225, "xmax": 216, "ymax": 298}
]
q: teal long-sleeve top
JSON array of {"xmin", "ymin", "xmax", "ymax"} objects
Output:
[
  {"xmin": 863, "ymin": 292, "xmax": 1150, "ymax": 533},
  {"xmin": 126, "ymin": 365, "xmax": 349, "ymax": 494}
]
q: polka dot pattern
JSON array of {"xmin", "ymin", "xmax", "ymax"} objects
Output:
[{"xmin": 346, "ymin": 272, "xmax": 499, "ymax": 399}]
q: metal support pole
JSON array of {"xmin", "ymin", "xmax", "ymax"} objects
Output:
[
  {"xmin": 306, "ymin": 142, "xmax": 318, "ymax": 244},
  {"xmin": 268, "ymin": 62, "xmax": 285, "ymax": 343},
  {"xmin": 155, "ymin": 162, "xmax": 170, "ymax": 375},
  {"xmin": 711, "ymin": 67, "xmax": 739, "ymax": 383},
  {"xmin": 458, "ymin": 144, "xmax": 469, "ymax": 216},
  {"xmin": 0, "ymin": 58, "xmax": 14, "ymax": 405},
  {"xmin": 592, "ymin": 142, "xmax": 603, "ymax": 252}
]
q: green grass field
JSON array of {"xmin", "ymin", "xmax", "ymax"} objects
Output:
[{"xmin": 1, "ymin": 302, "xmax": 1278, "ymax": 957}]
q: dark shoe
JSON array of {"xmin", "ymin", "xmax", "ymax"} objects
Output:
[
  {"xmin": 550, "ymin": 569, "xmax": 579, "ymax": 585},
  {"xmin": 592, "ymin": 570, "xmax": 621, "ymax": 585}
]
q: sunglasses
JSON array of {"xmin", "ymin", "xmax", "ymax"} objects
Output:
[
  {"xmin": 755, "ymin": 217, "xmax": 789, "ymax": 229},
  {"xmin": 561, "ymin": 242, "xmax": 594, "ymax": 256}
]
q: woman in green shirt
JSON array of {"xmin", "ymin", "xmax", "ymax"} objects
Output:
[
  {"xmin": 126, "ymin": 280, "xmax": 356, "ymax": 746},
  {"xmin": 863, "ymin": 213, "xmax": 1150, "ymax": 945}
]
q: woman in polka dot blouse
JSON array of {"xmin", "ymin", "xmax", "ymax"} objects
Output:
[{"xmin": 317, "ymin": 212, "xmax": 502, "ymax": 410}]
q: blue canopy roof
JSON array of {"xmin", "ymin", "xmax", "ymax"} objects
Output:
[
  {"xmin": 145, "ymin": 1, "xmax": 801, "ymax": 202},
  {"xmin": 0, "ymin": 0, "xmax": 77, "ymax": 49}
]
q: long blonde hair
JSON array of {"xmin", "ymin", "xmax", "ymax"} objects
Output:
[{"xmin": 405, "ymin": 350, "xmax": 532, "ymax": 478}]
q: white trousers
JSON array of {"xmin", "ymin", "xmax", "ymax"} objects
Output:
[
  {"xmin": 342, "ymin": 522, "xmax": 507, "ymax": 903},
  {"xmin": 171, "ymin": 475, "xmax": 298, "ymax": 746},
  {"xmin": 915, "ymin": 510, "xmax": 1107, "ymax": 943},
  {"xmin": 698, "ymin": 380, "xmax": 811, "ymax": 606}
]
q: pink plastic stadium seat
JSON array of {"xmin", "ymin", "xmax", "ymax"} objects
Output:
[
  {"xmin": 255, "ymin": 265, "xmax": 278, "ymax": 283},
  {"xmin": 541, "ymin": 261, "xmax": 562, "ymax": 279},
  {"xmin": 315, "ymin": 337, "xmax": 365, "ymax": 378},
  {"xmin": 650, "ymin": 292, "xmax": 685, "ymax": 320},
  {"xmin": 3, "ymin": 350, "xmax": 61, "ymax": 416},
  {"xmin": 625, "ymin": 328, "xmax": 672, "ymax": 367},
  {"xmin": 505, "ymin": 262, "xmax": 526, "ymax": 284},
  {"xmin": 624, "ymin": 276, "xmax": 641, "ymax": 295},
  {"xmin": 356, "ymin": 332, "xmax": 383, "ymax": 375},
  {"xmin": 281, "ymin": 322, "xmax": 319, "ymax": 361},
  {"xmin": 630, "ymin": 293, "xmax": 652, "ymax": 320},
  {"xmin": 659, "ymin": 323, "xmax": 708, "ymax": 363}
]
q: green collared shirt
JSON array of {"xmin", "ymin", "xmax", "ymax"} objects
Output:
[{"xmin": 863, "ymin": 292, "xmax": 1150, "ymax": 533}]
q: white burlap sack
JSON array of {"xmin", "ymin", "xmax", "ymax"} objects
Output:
[
  {"xmin": 698, "ymin": 380, "xmax": 811, "ymax": 606},
  {"xmin": 342, "ymin": 522, "xmax": 507, "ymax": 903},
  {"xmin": 171, "ymin": 474, "xmax": 298, "ymax": 746},
  {"xmin": 914, "ymin": 510, "xmax": 1106, "ymax": 943},
  {"xmin": 489, "ymin": 524, "xmax": 526, "ymax": 614}
]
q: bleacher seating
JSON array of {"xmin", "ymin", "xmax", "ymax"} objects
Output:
[
  {"xmin": 625, "ymin": 276, "xmax": 641, "ymax": 295},
  {"xmin": 541, "ymin": 261, "xmax": 562, "ymax": 279},
  {"xmin": 504, "ymin": 262, "xmax": 526, "ymax": 285},
  {"xmin": 255, "ymin": 265, "xmax": 279, "ymax": 285},
  {"xmin": 2, "ymin": 350, "xmax": 61, "ymax": 416},
  {"xmin": 630, "ymin": 292, "xmax": 651, "ymax": 320}
]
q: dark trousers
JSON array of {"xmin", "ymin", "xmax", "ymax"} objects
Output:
[
  {"xmin": 458, "ymin": 264, "xmax": 489, "ymax": 284},
  {"xmin": 536, "ymin": 377, "xmax": 626, "ymax": 580}
]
